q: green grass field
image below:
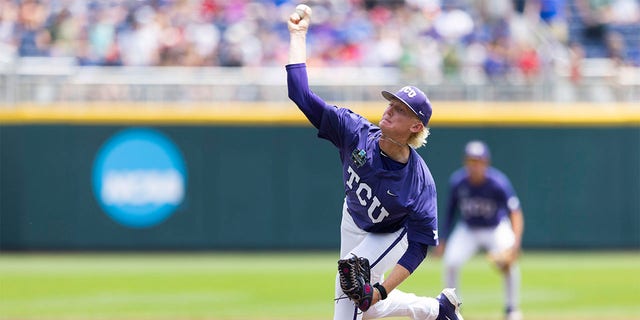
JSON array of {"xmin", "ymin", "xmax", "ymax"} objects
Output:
[{"xmin": 0, "ymin": 251, "xmax": 638, "ymax": 320}]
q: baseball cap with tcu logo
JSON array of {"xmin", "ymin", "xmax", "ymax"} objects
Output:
[{"xmin": 381, "ymin": 86, "xmax": 432, "ymax": 127}]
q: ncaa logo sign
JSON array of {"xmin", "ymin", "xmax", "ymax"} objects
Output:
[{"xmin": 92, "ymin": 128, "xmax": 187, "ymax": 228}]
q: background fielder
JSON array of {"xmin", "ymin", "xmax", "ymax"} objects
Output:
[
  {"xmin": 435, "ymin": 140, "xmax": 525, "ymax": 320},
  {"xmin": 287, "ymin": 5, "xmax": 463, "ymax": 320}
]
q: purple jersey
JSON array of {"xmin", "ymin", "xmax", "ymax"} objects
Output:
[
  {"xmin": 443, "ymin": 166, "xmax": 521, "ymax": 239},
  {"xmin": 287, "ymin": 63, "xmax": 439, "ymax": 247}
]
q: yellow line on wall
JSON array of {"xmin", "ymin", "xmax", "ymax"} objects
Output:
[{"xmin": 0, "ymin": 102, "xmax": 639, "ymax": 126}]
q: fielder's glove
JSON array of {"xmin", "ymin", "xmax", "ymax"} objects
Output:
[
  {"xmin": 337, "ymin": 254, "xmax": 374, "ymax": 312},
  {"xmin": 487, "ymin": 248, "xmax": 518, "ymax": 272}
]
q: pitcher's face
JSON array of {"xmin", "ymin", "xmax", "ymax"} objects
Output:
[{"xmin": 379, "ymin": 100, "xmax": 421, "ymax": 136}]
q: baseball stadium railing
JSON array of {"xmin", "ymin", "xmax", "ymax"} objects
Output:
[{"xmin": 0, "ymin": 57, "xmax": 638, "ymax": 104}]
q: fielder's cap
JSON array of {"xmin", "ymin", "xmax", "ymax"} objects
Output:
[
  {"xmin": 464, "ymin": 140, "xmax": 491, "ymax": 160},
  {"xmin": 381, "ymin": 86, "xmax": 432, "ymax": 126}
]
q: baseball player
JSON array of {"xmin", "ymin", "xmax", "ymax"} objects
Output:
[
  {"xmin": 287, "ymin": 5, "xmax": 463, "ymax": 320},
  {"xmin": 434, "ymin": 140, "xmax": 525, "ymax": 320}
]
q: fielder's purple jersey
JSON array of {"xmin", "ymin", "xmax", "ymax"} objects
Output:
[
  {"xmin": 287, "ymin": 63, "xmax": 439, "ymax": 247},
  {"xmin": 443, "ymin": 166, "xmax": 521, "ymax": 240}
]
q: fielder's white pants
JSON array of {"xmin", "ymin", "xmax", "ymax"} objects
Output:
[
  {"xmin": 443, "ymin": 219, "xmax": 520, "ymax": 311},
  {"xmin": 334, "ymin": 201, "xmax": 440, "ymax": 320}
]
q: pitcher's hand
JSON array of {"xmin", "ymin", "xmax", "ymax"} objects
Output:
[{"xmin": 288, "ymin": 4, "xmax": 312, "ymax": 34}]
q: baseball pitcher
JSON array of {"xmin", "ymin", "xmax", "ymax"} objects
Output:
[{"xmin": 286, "ymin": 4, "xmax": 463, "ymax": 320}]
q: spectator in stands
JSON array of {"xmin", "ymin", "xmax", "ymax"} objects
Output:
[
  {"xmin": 16, "ymin": 0, "xmax": 51, "ymax": 57},
  {"xmin": 86, "ymin": 5, "xmax": 121, "ymax": 65},
  {"xmin": 574, "ymin": 0, "xmax": 613, "ymax": 51},
  {"xmin": 524, "ymin": 0, "xmax": 569, "ymax": 44},
  {"xmin": 484, "ymin": 39, "xmax": 511, "ymax": 81},
  {"xmin": 610, "ymin": 0, "xmax": 640, "ymax": 24},
  {"xmin": 0, "ymin": 0, "xmax": 19, "ymax": 61},
  {"xmin": 568, "ymin": 41, "xmax": 586, "ymax": 84},
  {"xmin": 515, "ymin": 42, "xmax": 541, "ymax": 82},
  {"xmin": 2, "ymin": 0, "xmax": 635, "ymax": 79},
  {"xmin": 605, "ymin": 30, "xmax": 628, "ymax": 66}
]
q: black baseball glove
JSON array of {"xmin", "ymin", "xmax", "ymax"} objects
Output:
[{"xmin": 337, "ymin": 254, "xmax": 373, "ymax": 311}]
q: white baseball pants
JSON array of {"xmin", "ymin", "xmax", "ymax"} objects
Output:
[
  {"xmin": 334, "ymin": 200, "xmax": 440, "ymax": 320},
  {"xmin": 442, "ymin": 219, "xmax": 520, "ymax": 312}
]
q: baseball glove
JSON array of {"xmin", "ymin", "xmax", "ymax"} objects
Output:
[
  {"xmin": 487, "ymin": 248, "xmax": 517, "ymax": 272},
  {"xmin": 337, "ymin": 254, "xmax": 374, "ymax": 312}
]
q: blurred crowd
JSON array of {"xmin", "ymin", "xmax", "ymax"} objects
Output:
[{"xmin": 0, "ymin": 0, "xmax": 638, "ymax": 83}]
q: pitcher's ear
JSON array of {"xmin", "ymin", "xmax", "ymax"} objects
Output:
[{"xmin": 410, "ymin": 121, "xmax": 423, "ymax": 133}]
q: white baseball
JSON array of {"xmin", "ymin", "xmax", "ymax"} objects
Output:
[{"xmin": 295, "ymin": 4, "xmax": 310, "ymax": 19}]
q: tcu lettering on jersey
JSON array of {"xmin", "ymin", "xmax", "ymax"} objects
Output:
[
  {"xmin": 459, "ymin": 197, "xmax": 497, "ymax": 219},
  {"xmin": 346, "ymin": 166, "xmax": 390, "ymax": 223}
]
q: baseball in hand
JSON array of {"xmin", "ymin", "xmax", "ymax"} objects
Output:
[{"xmin": 295, "ymin": 4, "xmax": 310, "ymax": 20}]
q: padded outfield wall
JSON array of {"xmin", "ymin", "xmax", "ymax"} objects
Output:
[{"xmin": 1, "ymin": 102, "xmax": 639, "ymax": 250}]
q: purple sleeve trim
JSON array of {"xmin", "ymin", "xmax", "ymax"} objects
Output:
[
  {"xmin": 397, "ymin": 240, "xmax": 428, "ymax": 273},
  {"xmin": 286, "ymin": 63, "xmax": 332, "ymax": 128}
]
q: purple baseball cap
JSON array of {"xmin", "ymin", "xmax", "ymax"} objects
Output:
[
  {"xmin": 381, "ymin": 86, "xmax": 432, "ymax": 126},
  {"xmin": 464, "ymin": 140, "xmax": 491, "ymax": 160}
]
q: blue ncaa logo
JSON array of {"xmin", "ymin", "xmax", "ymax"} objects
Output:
[{"xmin": 92, "ymin": 128, "xmax": 187, "ymax": 228}]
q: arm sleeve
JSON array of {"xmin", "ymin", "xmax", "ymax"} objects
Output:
[
  {"xmin": 501, "ymin": 179, "xmax": 521, "ymax": 212},
  {"xmin": 397, "ymin": 240, "xmax": 429, "ymax": 273},
  {"xmin": 493, "ymin": 170, "xmax": 521, "ymax": 213},
  {"xmin": 442, "ymin": 177, "xmax": 459, "ymax": 241},
  {"xmin": 406, "ymin": 183, "xmax": 439, "ymax": 247},
  {"xmin": 286, "ymin": 63, "xmax": 333, "ymax": 129}
]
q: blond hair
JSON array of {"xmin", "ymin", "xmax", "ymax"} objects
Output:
[{"xmin": 408, "ymin": 127, "xmax": 430, "ymax": 149}]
